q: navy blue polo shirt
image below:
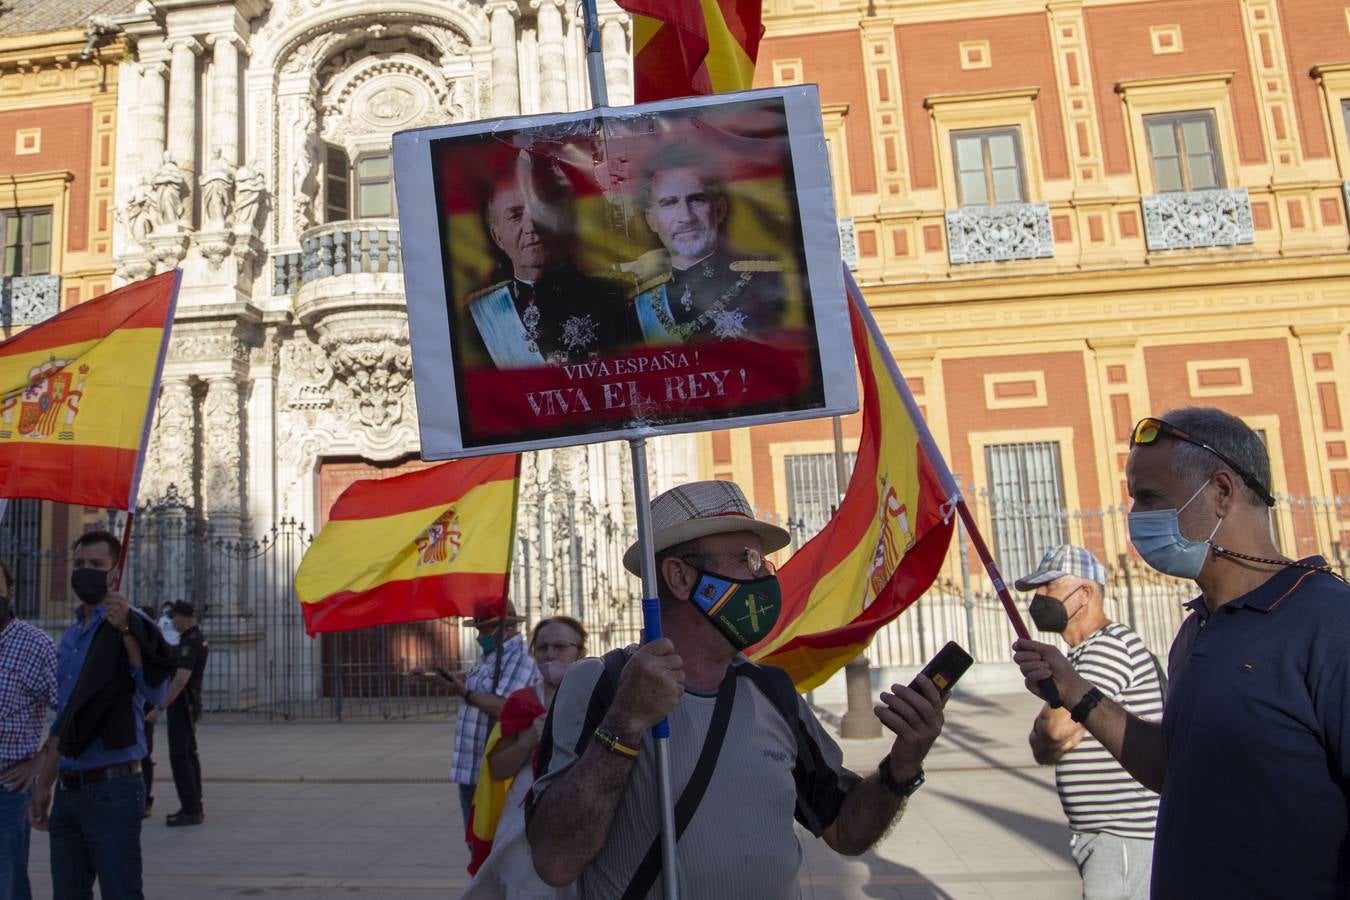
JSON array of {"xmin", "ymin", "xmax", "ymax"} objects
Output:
[{"xmin": 1153, "ymin": 557, "xmax": 1350, "ymax": 899}]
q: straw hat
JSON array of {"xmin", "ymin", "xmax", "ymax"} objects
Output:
[{"xmin": 622, "ymin": 481, "xmax": 790, "ymax": 575}]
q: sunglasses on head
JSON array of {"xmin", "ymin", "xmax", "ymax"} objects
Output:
[{"xmin": 1130, "ymin": 417, "xmax": 1275, "ymax": 507}]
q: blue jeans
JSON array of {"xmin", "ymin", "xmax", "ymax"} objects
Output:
[
  {"xmin": 457, "ymin": 781, "xmax": 475, "ymax": 841},
  {"xmin": 50, "ymin": 774, "xmax": 144, "ymax": 900},
  {"xmin": 0, "ymin": 787, "xmax": 31, "ymax": 900}
]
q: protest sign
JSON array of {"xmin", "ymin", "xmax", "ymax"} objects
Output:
[{"xmin": 394, "ymin": 85, "xmax": 856, "ymax": 457}]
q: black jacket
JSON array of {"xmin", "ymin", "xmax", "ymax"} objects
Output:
[{"xmin": 52, "ymin": 610, "xmax": 178, "ymax": 760}]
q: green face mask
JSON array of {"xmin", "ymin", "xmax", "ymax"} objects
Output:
[
  {"xmin": 687, "ymin": 569, "xmax": 782, "ymax": 650},
  {"xmin": 477, "ymin": 634, "xmax": 496, "ymax": 655}
]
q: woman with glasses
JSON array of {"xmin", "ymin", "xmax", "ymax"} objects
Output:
[{"xmin": 464, "ymin": 616, "xmax": 586, "ymax": 899}]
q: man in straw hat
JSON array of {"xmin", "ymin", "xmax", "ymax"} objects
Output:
[
  {"xmin": 425, "ymin": 599, "xmax": 538, "ymax": 840},
  {"xmin": 528, "ymin": 480, "xmax": 946, "ymax": 898}
]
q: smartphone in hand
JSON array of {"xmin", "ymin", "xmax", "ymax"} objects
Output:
[{"xmin": 911, "ymin": 641, "xmax": 974, "ymax": 698}]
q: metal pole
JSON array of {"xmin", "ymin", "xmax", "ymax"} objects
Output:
[
  {"xmin": 580, "ymin": 0, "xmax": 609, "ymax": 107},
  {"xmin": 629, "ymin": 438, "xmax": 680, "ymax": 900},
  {"xmin": 581, "ymin": 5, "xmax": 673, "ymax": 892}
]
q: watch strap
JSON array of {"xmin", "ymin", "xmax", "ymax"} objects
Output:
[
  {"xmin": 878, "ymin": 755, "xmax": 925, "ymax": 798},
  {"xmin": 1069, "ymin": 686, "xmax": 1104, "ymax": 724}
]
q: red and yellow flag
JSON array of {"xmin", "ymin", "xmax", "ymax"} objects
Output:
[
  {"xmin": 294, "ymin": 454, "xmax": 521, "ymax": 636},
  {"xmin": 0, "ymin": 270, "xmax": 179, "ymax": 510},
  {"xmin": 751, "ymin": 278, "xmax": 956, "ymax": 691},
  {"xmin": 617, "ymin": 0, "xmax": 764, "ymax": 101}
]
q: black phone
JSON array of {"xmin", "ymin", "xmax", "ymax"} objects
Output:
[{"xmin": 911, "ymin": 641, "xmax": 973, "ymax": 697}]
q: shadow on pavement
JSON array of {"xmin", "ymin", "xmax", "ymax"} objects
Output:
[{"xmin": 928, "ymin": 789, "xmax": 1073, "ymax": 865}]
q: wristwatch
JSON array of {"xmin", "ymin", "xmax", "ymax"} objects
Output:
[
  {"xmin": 1070, "ymin": 686, "xmax": 1104, "ymax": 724},
  {"xmin": 878, "ymin": 755, "xmax": 925, "ymax": 798}
]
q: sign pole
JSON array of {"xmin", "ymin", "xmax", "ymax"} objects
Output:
[
  {"xmin": 629, "ymin": 438, "xmax": 681, "ymax": 899},
  {"xmin": 579, "ymin": 0, "xmax": 680, "ymax": 894}
]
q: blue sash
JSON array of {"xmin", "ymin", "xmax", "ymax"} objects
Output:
[
  {"xmin": 468, "ymin": 285, "xmax": 544, "ymax": 368},
  {"xmin": 634, "ymin": 284, "xmax": 681, "ymax": 345}
]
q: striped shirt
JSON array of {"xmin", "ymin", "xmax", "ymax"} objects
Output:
[
  {"xmin": 532, "ymin": 655, "xmax": 860, "ymax": 900},
  {"xmin": 1057, "ymin": 622, "xmax": 1164, "ymax": 839}
]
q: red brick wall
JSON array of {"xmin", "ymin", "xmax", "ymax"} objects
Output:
[
  {"xmin": 1085, "ymin": 0, "xmax": 1267, "ymax": 175},
  {"xmin": 756, "ymin": 31, "xmax": 877, "ymax": 194},
  {"xmin": 895, "ymin": 12, "xmax": 1069, "ymax": 190},
  {"xmin": 1276, "ymin": 0, "xmax": 1342, "ymax": 160},
  {"xmin": 0, "ymin": 103, "xmax": 92, "ymax": 253},
  {"xmin": 941, "ymin": 352, "xmax": 1101, "ymax": 509}
]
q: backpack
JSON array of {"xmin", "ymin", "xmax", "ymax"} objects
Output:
[{"xmin": 530, "ymin": 647, "xmax": 819, "ymax": 899}]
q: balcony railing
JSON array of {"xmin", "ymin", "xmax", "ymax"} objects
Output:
[
  {"xmin": 0, "ymin": 274, "xmax": 61, "ymax": 327},
  {"xmin": 273, "ymin": 219, "xmax": 401, "ymax": 295},
  {"xmin": 945, "ymin": 202, "xmax": 1054, "ymax": 265},
  {"xmin": 1142, "ymin": 188, "xmax": 1254, "ymax": 251}
]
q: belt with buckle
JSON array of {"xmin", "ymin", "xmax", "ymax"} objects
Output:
[{"xmin": 58, "ymin": 760, "xmax": 141, "ymax": 790}]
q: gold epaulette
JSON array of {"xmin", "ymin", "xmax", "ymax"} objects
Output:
[
  {"xmin": 464, "ymin": 280, "xmax": 510, "ymax": 305},
  {"xmin": 729, "ymin": 259, "xmax": 784, "ymax": 273},
  {"xmin": 636, "ymin": 271, "xmax": 673, "ymax": 294}
]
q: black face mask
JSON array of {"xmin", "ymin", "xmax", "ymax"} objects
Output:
[
  {"xmin": 1029, "ymin": 585, "xmax": 1083, "ymax": 634},
  {"xmin": 1028, "ymin": 595, "xmax": 1068, "ymax": 633},
  {"xmin": 71, "ymin": 568, "xmax": 109, "ymax": 606}
]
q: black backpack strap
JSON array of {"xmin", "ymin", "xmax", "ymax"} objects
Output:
[
  {"xmin": 620, "ymin": 665, "xmax": 738, "ymax": 900},
  {"xmin": 528, "ymin": 648, "xmax": 630, "ymax": 822}
]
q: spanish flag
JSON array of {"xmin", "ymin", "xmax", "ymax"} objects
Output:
[
  {"xmin": 0, "ymin": 270, "xmax": 179, "ymax": 511},
  {"xmin": 751, "ymin": 276, "xmax": 957, "ymax": 691},
  {"xmin": 294, "ymin": 454, "xmax": 520, "ymax": 636},
  {"xmin": 617, "ymin": 0, "xmax": 764, "ymax": 101}
]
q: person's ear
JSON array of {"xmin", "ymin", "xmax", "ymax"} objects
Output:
[
  {"xmin": 660, "ymin": 556, "xmax": 696, "ymax": 602},
  {"xmin": 644, "ymin": 206, "xmax": 659, "ymax": 234},
  {"xmin": 713, "ymin": 195, "xmax": 728, "ymax": 226},
  {"xmin": 1211, "ymin": 470, "xmax": 1240, "ymax": 519}
]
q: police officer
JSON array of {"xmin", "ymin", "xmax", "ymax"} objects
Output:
[
  {"xmin": 461, "ymin": 151, "xmax": 633, "ymax": 369},
  {"xmin": 630, "ymin": 140, "xmax": 794, "ymax": 345},
  {"xmin": 147, "ymin": 599, "xmax": 208, "ymax": 826}
]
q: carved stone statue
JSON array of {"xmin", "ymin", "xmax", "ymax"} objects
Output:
[
  {"xmin": 292, "ymin": 100, "xmax": 320, "ymax": 238},
  {"xmin": 234, "ymin": 162, "xmax": 266, "ymax": 233},
  {"xmin": 200, "ymin": 148, "xmax": 235, "ymax": 230},
  {"xmin": 118, "ymin": 177, "xmax": 154, "ymax": 244},
  {"xmin": 151, "ymin": 151, "xmax": 190, "ymax": 230}
]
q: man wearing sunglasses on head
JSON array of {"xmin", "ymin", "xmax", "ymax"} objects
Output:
[
  {"xmin": 528, "ymin": 480, "xmax": 946, "ymax": 899},
  {"xmin": 1014, "ymin": 406, "xmax": 1350, "ymax": 899}
]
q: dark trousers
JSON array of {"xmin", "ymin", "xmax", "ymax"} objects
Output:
[
  {"xmin": 141, "ymin": 715, "xmax": 155, "ymax": 808},
  {"xmin": 50, "ymin": 774, "xmax": 144, "ymax": 900},
  {"xmin": 166, "ymin": 701, "xmax": 202, "ymax": 815},
  {"xmin": 0, "ymin": 786, "xmax": 32, "ymax": 900}
]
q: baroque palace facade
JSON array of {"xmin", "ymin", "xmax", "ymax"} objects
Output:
[
  {"xmin": 727, "ymin": 0, "xmax": 1350, "ymax": 578},
  {"xmin": 3, "ymin": 0, "xmax": 1349, "ymax": 668}
]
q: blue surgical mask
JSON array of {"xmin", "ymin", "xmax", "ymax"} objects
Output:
[{"xmin": 1127, "ymin": 481, "xmax": 1223, "ymax": 580}]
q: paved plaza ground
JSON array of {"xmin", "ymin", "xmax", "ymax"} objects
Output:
[{"xmin": 27, "ymin": 688, "xmax": 1086, "ymax": 898}]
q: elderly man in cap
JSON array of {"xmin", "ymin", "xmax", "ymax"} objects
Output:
[
  {"xmin": 1017, "ymin": 545, "xmax": 1163, "ymax": 900},
  {"xmin": 147, "ymin": 600, "xmax": 209, "ymax": 827},
  {"xmin": 430, "ymin": 600, "xmax": 538, "ymax": 838},
  {"xmin": 1015, "ymin": 408, "xmax": 1350, "ymax": 898},
  {"xmin": 528, "ymin": 481, "xmax": 946, "ymax": 899}
]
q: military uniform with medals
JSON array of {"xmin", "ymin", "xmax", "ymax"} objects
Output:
[
  {"xmin": 461, "ymin": 261, "xmax": 634, "ymax": 368},
  {"xmin": 631, "ymin": 247, "xmax": 790, "ymax": 345}
]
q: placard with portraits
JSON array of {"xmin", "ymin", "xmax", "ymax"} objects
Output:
[{"xmin": 394, "ymin": 85, "xmax": 856, "ymax": 458}]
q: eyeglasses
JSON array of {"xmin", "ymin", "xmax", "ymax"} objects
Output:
[
  {"xmin": 534, "ymin": 641, "xmax": 579, "ymax": 655},
  {"xmin": 681, "ymin": 547, "xmax": 775, "ymax": 577},
  {"xmin": 1130, "ymin": 417, "xmax": 1275, "ymax": 506}
]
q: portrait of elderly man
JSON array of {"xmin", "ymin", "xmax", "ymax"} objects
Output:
[
  {"xmin": 460, "ymin": 150, "xmax": 633, "ymax": 369},
  {"xmin": 627, "ymin": 140, "xmax": 794, "ymax": 345}
]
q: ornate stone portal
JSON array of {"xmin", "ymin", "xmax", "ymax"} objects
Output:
[{"xmin": 107, "ymin": 0, "xmax": 660, "ymax": 710}]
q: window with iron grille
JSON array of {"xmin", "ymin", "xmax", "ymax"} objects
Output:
[
  {"xmin": 0, "ymin": 499, "xmax": 42, "ymax": 618},
  {"xmin": 785, "ymin": 451, "xmax": 857, "ymax": 548},
  {"xmin": 1, "ymin": 208, "xmax": 53, "ymax": 276},
  {"xmin": 1144, "ymin": 111, "xmax": 1224, "ymax": 192},
  {"xmin": 951, "ymin": 128, "xmax": 1027, "ymax": 206},
  {"xmin": 984, "ymin": 441, "xmax": 1069, "ymax": 582}
]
